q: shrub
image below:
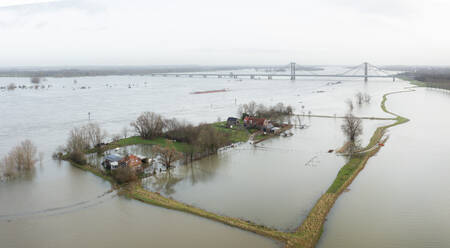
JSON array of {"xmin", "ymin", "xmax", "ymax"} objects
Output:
[
  {"xmin": 112, "ymin": 166, "xmax": 137, "ymax": 184},
  {"xmin": 68, "ymin": 151, "xmax": 87, "ymax": 165},
  {"xmin": 7, "ymin": 83, "xmax": 16, "ymax": 90}
]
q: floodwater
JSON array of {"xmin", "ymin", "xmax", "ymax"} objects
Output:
[
  {"xmin": 318, "ymin": 87, "xmax": 450, "ymax": 248},
  {"xmin": 143, "ymin": 117, "xmax": 390, "ymax": 231},
  {"xmin": 0, "ymin": 67, "xmax": 409, "ymax": 247}
]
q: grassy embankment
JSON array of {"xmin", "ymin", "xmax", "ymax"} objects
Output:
[
  {"xmin": 64, "ymin": 119, "xmax": 300, "ymax": 244},
  {"xmin": 67, "ymin": 93, "xmax": 410, "ymax": 248},
  {"xmin": 288, "ymin": 88, "xmax": 414, "ymax": 248},
  {"xmin": 66, "ymin": 158, "xmax": 293, "ymax": 243}
]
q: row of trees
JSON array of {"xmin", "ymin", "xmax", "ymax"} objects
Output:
[
  {"xmin": 65, "ymin": 123, "xmax": 107, "ymax": 164},
  {"xmin": 346, "ymin": 92, "xmax": 371, "ymax": 112},
  {"xmin": 237, "ymin": 101, "xmax": 294, "ymax": 119},
  {"xmin": 131, "ymin": 112, "xmax": 231, "ymax": 161},
  {"xmin": 0, "ymin": 140, "xmax": 39, "ymax": 179},
  {"xmin": 3, "ymin": 83, "xmax": 48, "ymax": 91}
]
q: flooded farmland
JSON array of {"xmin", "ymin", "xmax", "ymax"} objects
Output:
[
  {"xmin": 0, "ymin": 67, "xmax": 415, "ymax": 247},
  {"xmin": 318, "ymin": 87, "xmax": 450, "ymax": 248}
]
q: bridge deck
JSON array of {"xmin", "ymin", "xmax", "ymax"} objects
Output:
[{"xmin": 149, "ymin": 73, "xmax": 395, "ymax": 78}]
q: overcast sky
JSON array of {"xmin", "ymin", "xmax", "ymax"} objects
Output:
[{"xmin": 0, "ymin": 0, "xmax": 449, "ymax": 66}]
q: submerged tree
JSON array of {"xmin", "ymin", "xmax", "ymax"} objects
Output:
[
  {"xmin": 65, "ymin": 123, "xmax": 106, "ymax": 164},
  {"xmin": 152, "ymin": 141, "xmax": 183, "ymax": 169},
  {"xmin": 195, "ymin": 124, "xmax": 229, "ymax": 155},
  {"xmin": 30, "ymin": 77, "xmax": 41, "ymax": 84},
  {"xmin": 363, "ymin": 93, "xmax": 371, "ymax": 103},
  {"xmin": 345, "ymin": 99, "xmax": 354, "ymax": 112},
  {"xmin": 341, "ymin": 113, "xmax": 363, "ymax": 143},
  {"xmin": 85, "ymin": 123, "xmax": 107, "ymax": 148},
  {"xmin": 355, "ymin": 92, "xmax": 364, "ymax": 105},
  {"xmin": 0, "ymin": 140, "xmax": 38, "ymax": 179}
]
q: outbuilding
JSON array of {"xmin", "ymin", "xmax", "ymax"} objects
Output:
[
  {"xmin": 226, "ymin": 117, "xmax": 239, "ymax": 128},
  {"xmin": 103, "ymin": 154, "xmax": 123, "ymax": 170}
]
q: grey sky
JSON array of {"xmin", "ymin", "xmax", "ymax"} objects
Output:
[{"xmin": 0, "ymin": 0, "xmax": 448, "ymax": 66}]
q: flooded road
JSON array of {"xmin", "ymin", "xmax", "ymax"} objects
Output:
[
  {"xmin": 0, "ymin": 67, "xmax": 410, "ymax": 247},
  {"xmin": 318, "ymin": 87, "xmax": 450, "ymax": 248}
]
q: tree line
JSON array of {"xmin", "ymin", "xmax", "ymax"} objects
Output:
[
  {"xmin": 237, "ymin": 101, "xmax": 294, "ymax": 119},
  {"xmin": 131, "ymin": 112, "xmax": 231, "ymax": 162}
]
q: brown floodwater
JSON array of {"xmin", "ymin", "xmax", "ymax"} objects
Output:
[
  {"xmin": 143, "ymin": 117, "xmax": 390, "ymax": 231},
  {"xmin": 318, "ymin": 87, "xmax": 450, "ymax": 248},
  {"xmin": 0, "ymin": 67, "xmax": 411, "ymax": 247}
]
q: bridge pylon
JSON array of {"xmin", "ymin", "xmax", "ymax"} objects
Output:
[
  {"xmin": 364, "ymin": 62, "xmax": 368, "ymax": 82},
  {"xmin": 290, "ymin": 62, "xmax": 296, "ymax": 80}
]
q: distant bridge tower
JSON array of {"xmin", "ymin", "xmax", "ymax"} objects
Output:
[
  {"xmin": 290, "ymin": 62, "xmax": 296, "ymax": 80},
  {"xmin": 364, "ymin": 62, "xmax": 368, "ymax": 82}
]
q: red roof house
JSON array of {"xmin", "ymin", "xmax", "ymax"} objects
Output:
[{"xmin": 120, "ymin": 154, "xmax": 143, "ymax": 169}]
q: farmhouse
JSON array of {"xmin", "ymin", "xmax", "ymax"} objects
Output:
[
  {"xmin": 243, "ymin": 117, "xmax": 270, "ymax": 130},
  {"xmin": 226, "ymin": 117, "xmax": 239, "ymax": 128},
  {"xmin": 102, "ymin": 154, "xmax": 144, "ymax": 170},
  {"xmin": 120, "ymin": 154, "xmax": 143, "ymax": 170}
]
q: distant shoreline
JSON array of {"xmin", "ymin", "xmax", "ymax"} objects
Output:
[{"xmin": 0, "ymin": 65, "xmax": 323, "ymax": 78}]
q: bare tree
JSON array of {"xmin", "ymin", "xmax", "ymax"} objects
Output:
[
  {"xmin": 239, "ymin": 101, "xmax": 294, "ymax": 119},
  {"xmin": 0, "ymin": 140, "xmax": 38, "ymax": 178},
  {"xmin": 121, "ymin": 126, "xmax": 129, "ymax": 139},
  {"xmin": 363, "ymin": 93, "xmax": 371, "ymax": 103},
  {"xmin": 152, "ymin": 141, "xmax": 183, "ymax": 169},
  {"xmin": 66, "ymin": 126, "xmax": 90, "ymax": 153},
  {"xmin": 341, "ymin": 113, "xmax": 363, "ymax": 143},
  {"xmin": 85, "ymin": 123, "xmax": 107, "ymax": 147},
  {"xmin": 31, "ymin": 77, "xmax": 41, "ymax": 84},
  {"xmin": 39, "ymin": 152, "xmax": 45, "ymax": 166},
  {"xmin": 7, "ymin": 83, "xmax": 16, "ymax": 91},
  {"xmin": 238, "ymin": 101, "xmax": 257, "ymax": 117},
  {"xmin": 130, "ymin": 112, "xmax": 165, "ymax": 139},
  {"xmin": 345, "ymin": 99, "xmax": 354, "ymax": 112},
  {"xmin": 111, "ymin": 134, "xmax": 121, "ymax": 142},
  {"xmin": 355, "ymin": 92, "xmax": 364, "ymax": 105}
]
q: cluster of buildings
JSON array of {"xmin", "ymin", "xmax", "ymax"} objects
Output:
[
  {"xmin": 102, "ymin": 154, "xmax": 148, "ymax": 171},
  {"xmin": 226, "ymin": 116, "xmax": 282, "ymax": 134}
]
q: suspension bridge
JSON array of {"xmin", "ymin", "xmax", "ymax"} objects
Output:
[{"xmin": 149, "ymin": 62, "xmax": 398, "ymax": 82}]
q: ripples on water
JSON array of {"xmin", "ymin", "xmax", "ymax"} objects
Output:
[{"xmin": 0, "ymin": 67, "xmax": 410, "ymax": 247}]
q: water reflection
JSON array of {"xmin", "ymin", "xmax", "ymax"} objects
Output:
[
  {"xmin": 0, "ymin": 68, "xmax": 411, "ymax": 247},
  {"xmin": 318, "ymin": 88, "xmax": 450, "ymax": 248},
  {"xmin": 147, "ymin": 170, "xmax": 183, "ymax": 195}
]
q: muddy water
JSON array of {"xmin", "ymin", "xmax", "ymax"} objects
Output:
[
  {"xmin": 318, "ymin": 87, "xmax": 450, "ymax": 248},
  {"xmin": 0, "ymin": 68, "xmax": 409, "ymax": 247},
  {"xmin": 1, "ymin": 197, "xmax": 282, "ymax": 248},
  {"xmin": 143, "ymin": 117, "xmax": 389, "ymax": 231}
]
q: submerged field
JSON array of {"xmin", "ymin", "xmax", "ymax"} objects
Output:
[{"xmin": 0, "ymin": 67, "xmax": 417, "ymax": 248}]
